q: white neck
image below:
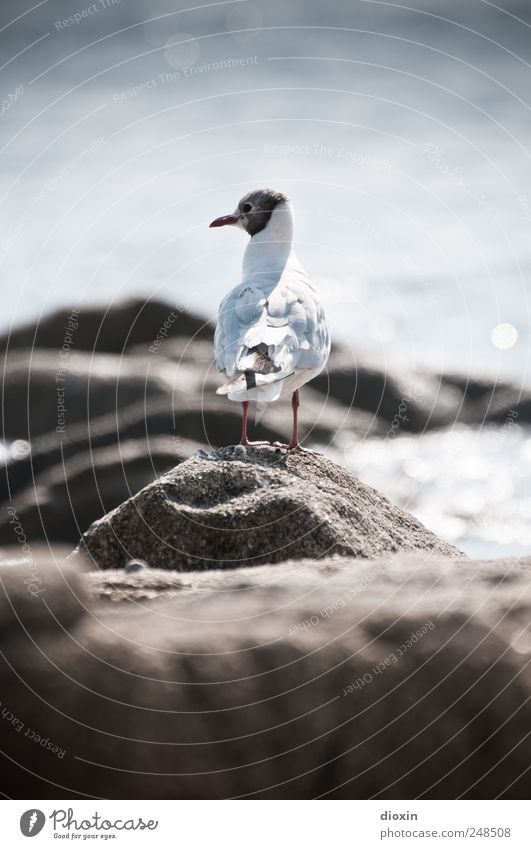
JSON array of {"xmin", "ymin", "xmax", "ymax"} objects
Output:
[{"xmin": 242, "ymin": 201, "xmax": 300, "ymax": 282}]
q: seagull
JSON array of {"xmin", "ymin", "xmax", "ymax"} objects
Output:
[{"xmin": 210, "ymin": 188, "xmax": 331, "ymax": 450}]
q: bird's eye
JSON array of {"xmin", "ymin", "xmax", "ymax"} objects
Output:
[{"xmin": 242, "ymin": 202, "xmax": 253, "ymax": 213}]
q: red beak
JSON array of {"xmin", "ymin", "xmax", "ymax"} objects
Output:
[{"xmin": 209, "ymin": 214, "xmax": 239, "ymax": 228}]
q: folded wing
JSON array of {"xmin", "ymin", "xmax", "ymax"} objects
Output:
[{"xmin": 214, "ymin": 273, "xmax": 330, "ymax": 402}]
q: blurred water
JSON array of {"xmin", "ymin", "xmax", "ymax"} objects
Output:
[
  {"xmin": 1, "ymin": 0, "xmax": 530, "ymax": 553},
  {"xmin": 330, "ymin": 423, "xmax": 531, "ymax": 558}
]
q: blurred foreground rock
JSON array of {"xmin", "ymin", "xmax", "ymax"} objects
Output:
[
  {"xmin": 76, "ymin": 446, "xmax": 460, "ymax": 571},
  {"xmin": 0, "ymin": 548, "xmax": 530, "ymax": 799}
]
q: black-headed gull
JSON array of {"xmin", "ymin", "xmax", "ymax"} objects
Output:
[{"xmin": 210, "ymin": 188, "xmax": 330, "ymax": 450}]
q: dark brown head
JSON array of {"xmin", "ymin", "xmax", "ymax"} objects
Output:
[{"xmin": 209, "ymin": 188, "xmax": 290, "ymax": 236}]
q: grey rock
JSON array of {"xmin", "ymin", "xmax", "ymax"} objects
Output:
[
  {"xmin": 1, "ymin": 349, "xmax": 179, "ymax": 441},
  {"xmin": 1, "ymin": 549, "xmax": 531, "ymax": 799},
  {"xmin": 75, "ymin": 446, "xmax": 461, "ymax": 571},
  {"xmin": 2, "ymin": 395, "xmax": 213, "ymax": 499},
  {"xmin": 312, "ymin": 348, "xmax": 463, "ymax": 433},
  {"xmin": 459, "ymin": 383, "xmax": 530, "ymax": 426},
  {"xmin": 2, "ymin": 355, "xmax": 379, "ymax": 504},
  {"xmin": 0, "ymin": 438, "xmax": 198, "ymax": 545},
  {"xmin": 0, "ymin": 546, "xmax": 88, "ymax": 639},
  {"xmin": 124, "ymin": 559, "xmax": 148, "ymax": 573},
  {"xmin": 0, "ymin": 298, "xmax": 212, "ymax": 355}
]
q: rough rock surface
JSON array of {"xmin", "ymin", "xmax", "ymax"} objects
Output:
[
  {"xmin": 1, "ymin": 549, "xmax": 530, "ymax": 799},
  {"xmin": 76, "ymin": 446, "xmax": 461, "ymax": 571}
]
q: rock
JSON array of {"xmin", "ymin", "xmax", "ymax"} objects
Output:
[
  {"xmin": 312, "ymin": 347, "xmax": 462, "ymax": 433},
  {"xmin": 0, "ymin": 438, "xmax": 198, "ymax": 545},
  {"xmin": 1, "ymin": 349, "xmax": 182, "ymax": 441},
  {"xmin": 2, "ymin": 395, "xmax": 211, "ymax": 500},
  {"xmin": 130, "ymin": 335, "xmax": 214, "ymax": 365},
  {"xmin": 91, "ymin": 566, "xmax": 188, "ymax": 602},
  {"xmin": 439, "ymin": 372, "xmax": 499, "ymax": 403},
  {"xmin": 2, "ymin": 376, "xmax": 380, "ymax": 506},
  {"xmin": 435, "ymin": 372, "xmax": 531, "ymax": 426},
  {"xmin": 6, "ymin": 301, "xmax": 526, "ymax": 448},
  {"xmin": 75, "ymin": 446, "xmax": 461, "ymax": 571},
  {"xmin": 0, "ymin": 298, "xmax": 212, "ymax": 355},
  {"xmin": 1, "ymin": 549, "xmax": 531, "ymax": 798},
  {"xmin": 460, "ymin": 384, "xmax": 530, "ymax": 426},
  {"xmin": 0, "ymin": 547, "xmax": 88, "ymax": 639},
  {"xmin": 313, "ymin": 350, "xmax": 531, "ymax": 432},
  {"xmin": 124, "ymin": 559, "xmax": 147, "ymax": 573}
]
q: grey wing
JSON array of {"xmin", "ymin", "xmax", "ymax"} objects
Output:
[
  {"xmin": 294, "ymin": 287, "xmax": 331, "ymax": 370},
  {"xmin": 214, "ymin": 284, "xmax": 266, "ymax": 376},
  {"xmin": 260, "ymin": 275, "xmax": 331, "ymax": 372},
  {"xmin": 215, "ymin": 274, "xmax": 330, "ymax": 379}
]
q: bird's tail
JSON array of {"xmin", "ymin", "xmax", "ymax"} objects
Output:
[
  {"xmin": 216, "ymin": 368, "xmax": 292, "ymax": 396},
  {"xmin": 216, "ymin": 345, "xmax": 294, "ymax": 399}
]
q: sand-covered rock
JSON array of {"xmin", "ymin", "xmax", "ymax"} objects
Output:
[
  {"xmin": 76, "ymin": 446, "xmax": 460, "ymax": 571},
  {"xmin": 1, "ymin": 549, "xmax": 530, "ymax": 799}
]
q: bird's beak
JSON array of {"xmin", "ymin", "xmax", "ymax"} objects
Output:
[{"xmin": 209, "ymin": 213, "xmax": 239, "ymax": 228}]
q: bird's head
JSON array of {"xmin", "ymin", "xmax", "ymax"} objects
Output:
[{"xmin": 209, "ymin": 188, "xmax": 291, "ymax": 237}]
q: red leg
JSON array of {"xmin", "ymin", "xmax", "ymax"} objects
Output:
[
  {"xmin": 287, "ymin": 389, "xmax": 303, "ymax": 451},
  {"xmin": 239, "ymin": 401, "xmax": 250, "ymax": 445},
  {"xmin": 273, "ymin": 390, "xmax": 308, "ymax": 451},
  {"xmin": 239, "ymin": 401, "xmax": 269, "ymax": 446}
]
